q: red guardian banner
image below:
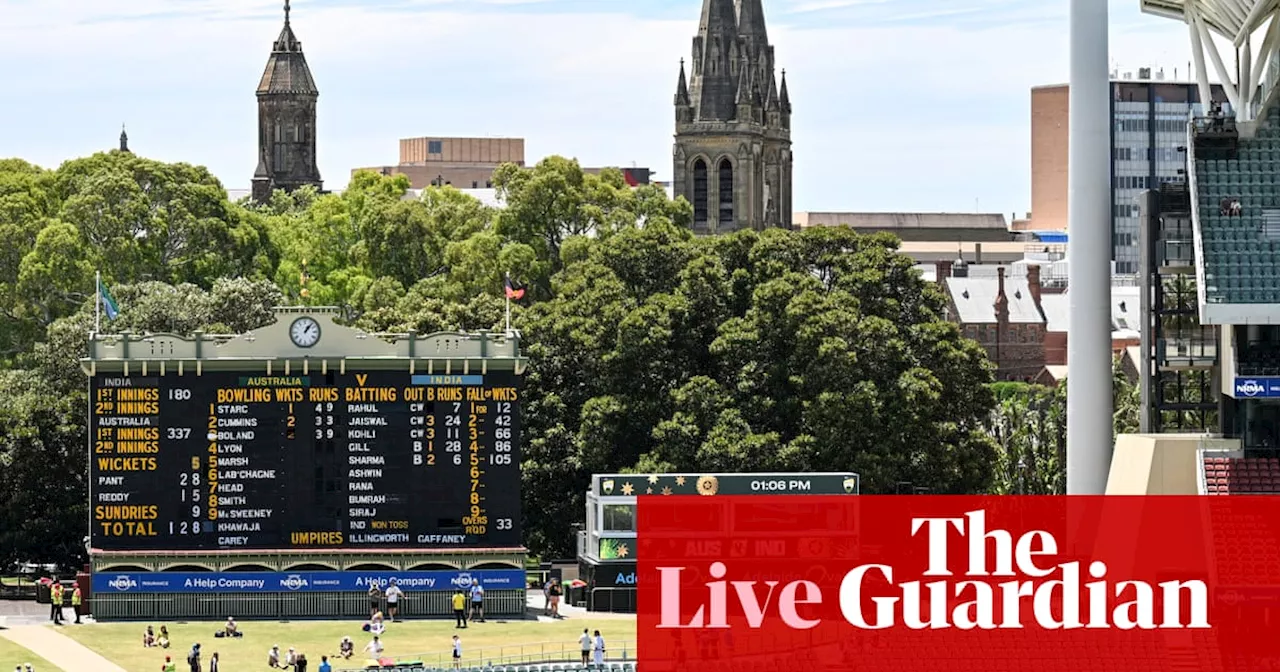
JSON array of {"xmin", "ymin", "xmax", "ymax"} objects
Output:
[{"xmin": 637, "ymin": 495, "xmax": 1280, "ymax": 671}]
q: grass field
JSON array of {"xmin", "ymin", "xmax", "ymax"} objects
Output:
[
  {"xmin": 0, "ymin": 635, "xmax": 64, "ymax": 671},
  {"xmin": 63, "ymin": 618, "xmax": 636, "ymax": 672}
]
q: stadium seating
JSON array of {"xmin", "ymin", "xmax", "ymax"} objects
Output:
[
  {"xmin": 1194, "ymin": 103, "xmax": 1280, "ymax": 304},
  {"xmin": 1201, "ymin": 455, "xmax": 1280, "ymax": 494}
]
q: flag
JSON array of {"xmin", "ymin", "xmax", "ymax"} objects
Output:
[
  {"xmin": 504, "ymin": 275, "xmax": 525, "ymax": 301},
  {"xmin": 99, "ymin": 277, "xmax": 120, "ymax": 321}
]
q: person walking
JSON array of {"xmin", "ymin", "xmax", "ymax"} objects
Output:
[
  {"xmin": 451, "ymin": 589, "xmax": 467, "ymax": 628},
  {"xmin": 70, "ymin": 585, "xmax": 82, "ymax": 624},
  {"xmin": 579, "ymin": 629, "xmax": 591, "ymax": 665},
  {"xmin": 186, "ymin": 643, "xmax": 202, "ymax": 672},
  {"xmin": 548, "ymin": 579, "xmax": 563, "ymax": 618},
  {"xmin": 451, "ymin": 635, "xmax": 462, "ymax": 670},
  {"xmin": 208, "ymin": 653, "xmax": 219, "ymax": 672},
  {"xmin": 592, "ymin": 630, "xmax": 605, "ymax": 666}
]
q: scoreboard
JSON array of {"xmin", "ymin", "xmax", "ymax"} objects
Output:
[{"xmin": 89, "ymin": 370, "xmax": 522, "ymax": 551}]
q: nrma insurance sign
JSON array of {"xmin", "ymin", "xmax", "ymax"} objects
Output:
[
  {"xmin": 93, "ymin": 570, "xmax": 525, "ymax": 594},
  {"xmin": 1234, "ymin": 378, "xmax": 1280, "ymax": 398}
]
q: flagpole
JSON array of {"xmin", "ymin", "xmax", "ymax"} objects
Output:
[
  {"xmin": 505, "ymin": 293, "xmax": 511, "ymax": 333},
  {"xmin": 95, "ymin": 271, "xmax": 101, "ymax": 334}
]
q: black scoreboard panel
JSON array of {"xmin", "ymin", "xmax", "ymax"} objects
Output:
[{"xmin": 90, "ymin": 370, "xmax": 522, "ymax": 551}]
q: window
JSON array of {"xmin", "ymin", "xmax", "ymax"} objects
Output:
[
  {"xmin": 602, "ymin": 505, "xmax": 634, "ymax": 532},
  {"xmin": 428, "ymin": 140, "xmax": 443, "ymax": 154},
  {"xmin": 718, "ymin": 158, "xmax": 734, "ymax": 225},
  {"xmin": 692, "ymin": 160, "xmax": 709, "ymax": 226},
  {"xmin": 1112, "ymin": 204, "xmax": 1140, "ymax": 218},
  {"xmin": 472, "ymin": 181, "xmax": 478, "ymax": 188}
]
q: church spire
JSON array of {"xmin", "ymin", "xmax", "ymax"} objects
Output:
[
  {"xmin": 675, "ymin": 58, "xmax": 690, "ymax": 106},
  {"xmin": 674, "ymin": 0, "xmax": 792, "ymax": 233},
  {"xmin": 691, "ymin": 0, "xmax": 739, "ymax": 121},
  {"xmin": 252, "ymin": 0, "xmax": 322, "ymax": 202},
  {"xmin": 779, "ymin": 69, "xmax": 791, "ymax": 112},
  {"xmin": 735, "ymin": 0, "xmax": 770, "ymax": 42},
  {"xmin": 119, "ymin": 124, "xmax": 130, "ymax": 153}
]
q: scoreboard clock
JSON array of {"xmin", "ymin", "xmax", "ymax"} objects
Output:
[{"xmin": 89, "ymin": 370, "xmax": 522, "ymax": 551}]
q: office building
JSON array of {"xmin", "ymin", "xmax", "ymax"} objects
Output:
[{"xmin": 1019, "ymin": 69, "xmax": 1226, "ymax": 274}]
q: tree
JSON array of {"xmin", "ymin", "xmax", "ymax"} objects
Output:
[
  {"xmin": 493, "ymin": 157, "xmax": 691, "ymax": 298},
  {"xmin": 986, "ymin": 382, "xmax": 1066, "ymax": 494},
  {"xmin": 0, "ymin": 370, "xmax": 89, "ymax": 570},
  {"xmin": 985, "ymin": 356, "xmax": 1141, "ymax": 495},
  {"xmin": 519, "ymin": 224, "xmax": 997, "ymax": 556}
]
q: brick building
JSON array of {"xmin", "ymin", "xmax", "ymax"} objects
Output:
[
  {"xmin": 354, "ymin": 136, "xmax": 652, "ymax": 190},
  {"xmin": 938, "ymin": 261, "xmax": 1048, "ymax": 381}
]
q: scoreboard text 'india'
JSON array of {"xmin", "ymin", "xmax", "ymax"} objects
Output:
[{"xmin": 90, "ymin": 370, "xmax": 522, "ymax": 551}]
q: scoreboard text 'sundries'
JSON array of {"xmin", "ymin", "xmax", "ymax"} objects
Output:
[{"xmin": 90, "ymin": 371, "xmax": 522, "ymax": 551}]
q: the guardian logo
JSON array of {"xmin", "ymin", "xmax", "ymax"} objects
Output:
[
  {"xmin": 280, "ymin": 574, "xmax": 308, "ymax": 591},
  {"xmin": 108, "ymin": 575, "xmax": 138, "ymax": 591},
  {"xmin": 657, "ymin": 510, "xmax": 1209, "ymax": 631}
]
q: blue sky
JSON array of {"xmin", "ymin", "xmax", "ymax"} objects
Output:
[{"xmin": 0, "ymin": 0, "xmax": 1194, "ymax": 214}]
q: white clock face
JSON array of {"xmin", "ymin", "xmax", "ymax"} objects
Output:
[{"xmin": 289, "ymin": 317, "xmax": 321, "ymax": 348}]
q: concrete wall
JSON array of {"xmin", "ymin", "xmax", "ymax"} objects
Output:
[
  {"xmin": 1105, "ymin": 433, "xmax": 1236, "ymax": 494},
  {"xmin": 1027, "ymin": 85, "xmax": 1070, "ymax": 232}
]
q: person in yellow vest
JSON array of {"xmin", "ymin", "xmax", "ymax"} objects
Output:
[
  {"xmin": 451, "ymin": 589, "xmax": 467, "ymax": 629},
  {"xmin": 162, "ymin": 655, "xmax": 176, "ymax": 672},
  {"xmin": 71, "ymin": 585, "xmax": 83, "ymax": 624},
  {"xmin": 48, "ymin": 581, "xmax": 63, "ymax": 625}
]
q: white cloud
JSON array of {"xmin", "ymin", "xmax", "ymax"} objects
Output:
[{"xmin": 0, "ymin": 0, "xmax": 1199, "ymax": 213}]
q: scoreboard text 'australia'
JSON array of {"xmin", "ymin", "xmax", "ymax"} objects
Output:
[{"xmin": 90, "ymin": 370, "xmax": 522, "ymax": 551}]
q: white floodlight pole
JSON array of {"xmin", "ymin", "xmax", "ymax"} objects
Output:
[{"xmin": 1067, "ymin": 0, "xmax": 1113, "ymax": 495}]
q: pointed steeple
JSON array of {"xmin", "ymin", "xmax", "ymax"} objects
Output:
[
  {"xmin": 735, "ymin": 0, "xmax": 770, "ymax": 42},
  {"xmin": 259, "ymin": 0, "xmax": 316, "ymax": 95},
  {"xmin": 779, "ymin": 69, "xmax": 791, "ymax": 113},
  {"xmin": 691, "ymin": 0, "xmax": 740, "ymax": 121},
  {"xmin": 765, "ymin": 71, "xmax": 778, "ymax": 110},
  {"xmin": 675, "ymin": 59, "xmax": 691, "ymax": 106},
  {"xmin": 252, "ymin": 0, "xmax": 322, "ymax": 202},
  {"xmin": 119, "ymin": 124, "xmax": 130, "ymax": 153}
]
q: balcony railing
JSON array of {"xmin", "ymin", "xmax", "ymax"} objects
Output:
[
  {"xmin": 1158, "ymin": 337, "xmax": 1218, "ymax": 367},
  {"xmin": 1158, "ymin": 238, "xmax": 1195, "ymax": 268}
]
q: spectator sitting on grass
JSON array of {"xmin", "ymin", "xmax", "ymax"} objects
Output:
[{"xmin": 338, "ymin": 637, "xmax": 354, "ymax": 659}]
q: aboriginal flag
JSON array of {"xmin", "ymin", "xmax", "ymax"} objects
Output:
[{"xmin": 504, "ymin": 274, "xmax": 526, "ymax": 300}]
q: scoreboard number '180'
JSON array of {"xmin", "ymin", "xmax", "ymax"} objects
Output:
[{"xmin": 89, "ymin": 371, "xmax": 522, "ymax": 551}]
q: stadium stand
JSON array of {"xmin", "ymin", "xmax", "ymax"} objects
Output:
[
  {"xmin": 1192, "ymin": 104, "xmax": 1280, "ymax": 306},
  {"xmin": 1200, "ymin": 453, "xmax": 1280, "ymax": 494}
]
